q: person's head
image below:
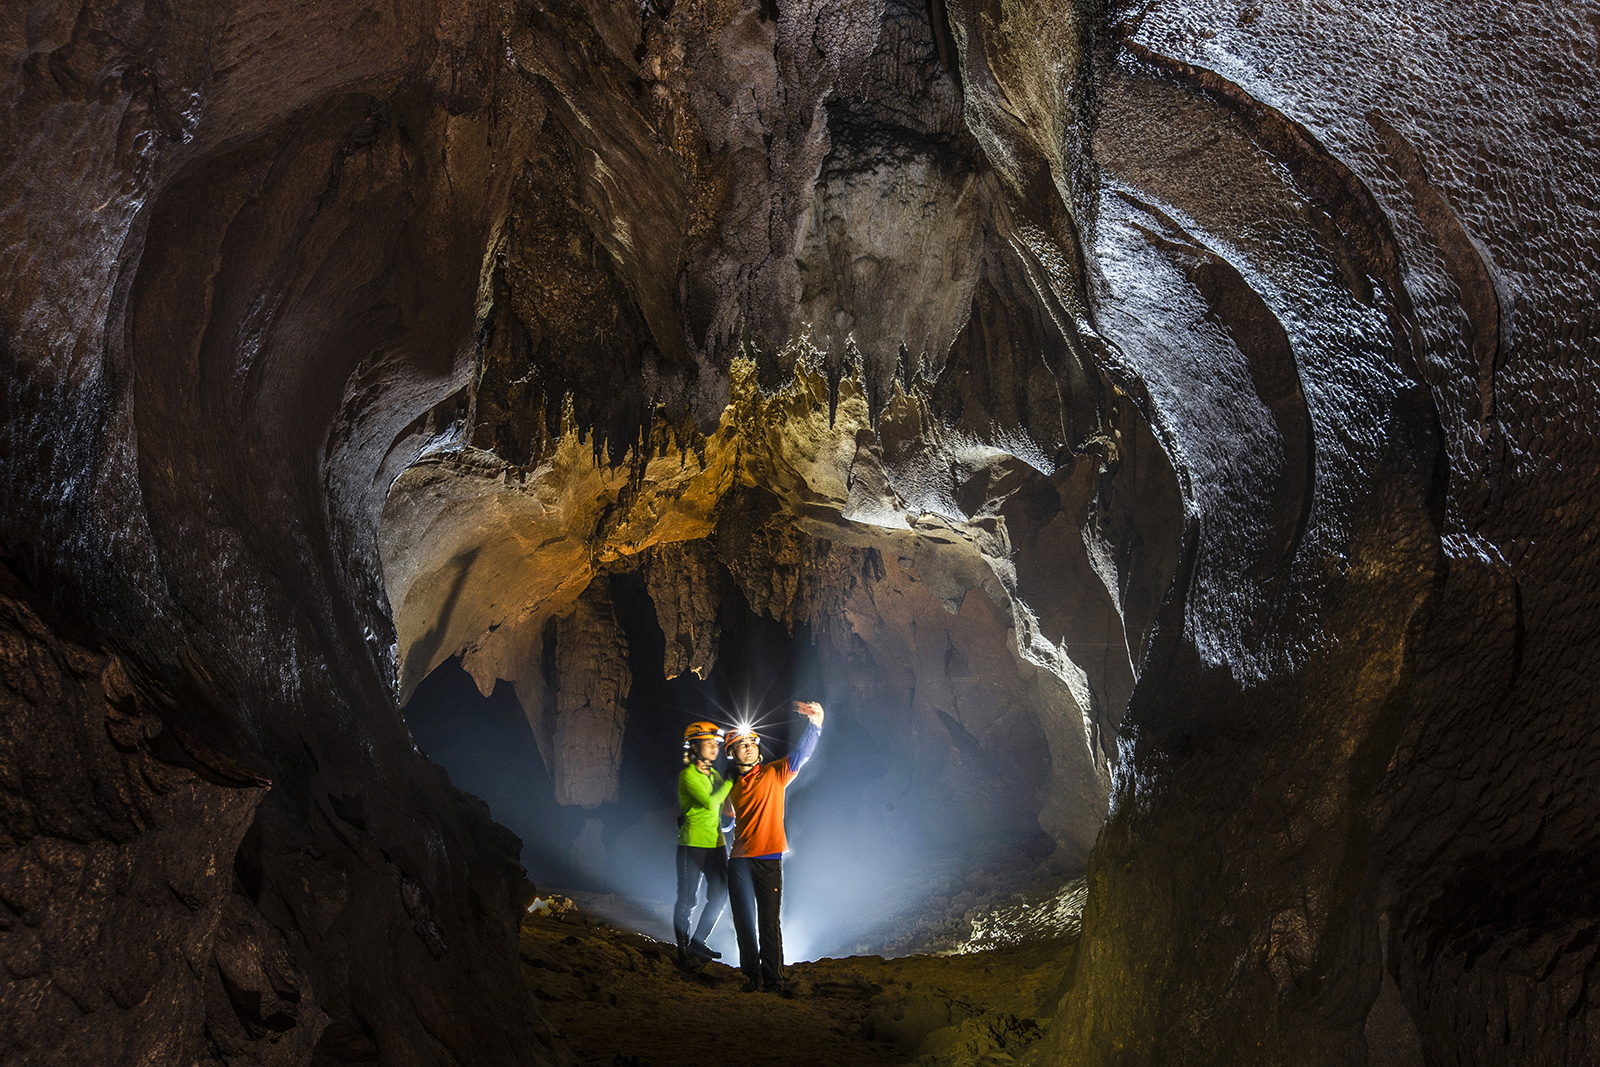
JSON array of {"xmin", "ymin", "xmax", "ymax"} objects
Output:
[
  {"xmin": 726, "ymin": 728, "xmax": 761, "ymax": 766},
  {"xmin": 681, "ymin": 721, "xmax": 724, "ymax": 765}
]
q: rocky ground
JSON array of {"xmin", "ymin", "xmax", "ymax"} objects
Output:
[
  {"xmin": 560, "ymin": 843, "xmax": 1081, "ymax": 961},
  {"xmin": 518, "ymin": 901, "xmax": 1079, "ymax": 1067}
]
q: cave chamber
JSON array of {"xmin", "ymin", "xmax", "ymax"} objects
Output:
[
  {"xmin": 1, "ymin": 0, "xmax": 1596, "ymax": 1063},
  {"xmin": 384, "ymin": 345, "xmax": 1182, "ymax": 958}
]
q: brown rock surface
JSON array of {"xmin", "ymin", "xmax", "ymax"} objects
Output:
[
  {"xmin": 2, "ymin": 0, "xmax": 1596, "ymax": 1061},
  {"xmin": 645, "ymin": 539, "xmax": 730, "ymax": 681},
  {"xmin": 0, "ymin": 577, "xmax": 319, "ymax": 1065},
  {"xmin": 1, "ymin": 0, "xmax": 553, "ymax": 1060},
  {"xmin": 517, "ymin": 900, "xmax": 1076, "ymax": 1067},
  {"xmin": 1032, "ymin": 4, "xmax": 1600, "ymax": 1065},
  {"xmin": 544, "ymin": 579, "xmax": 633, "ymax": 808}
]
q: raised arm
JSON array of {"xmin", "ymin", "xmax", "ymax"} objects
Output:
[{"xmin": 787, "ymin": 701, "xmax": 825, "ymax": 775}]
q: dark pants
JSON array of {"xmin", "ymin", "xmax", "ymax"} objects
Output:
[
  {"xmin": 673, "ymin": 844, "xmax": 728, "ymax": 947},
  {"xmin": 728, "ymin": 856, "xmax": 784, "ymax": 986}
]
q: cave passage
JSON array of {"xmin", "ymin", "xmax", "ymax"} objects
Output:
[
  {"xmin": 403, "ymin": 569, "xmax": 1057, "ymax": 962},
  {"xmin": 3, "ymin": 0, "xmax": 1590, "ymax": 1059}
]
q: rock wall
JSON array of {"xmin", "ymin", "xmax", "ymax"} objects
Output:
[
  {"xmin": 0, "ymin": 576, "xmax": 319, "ymax": 1065},
  {"xmin": 1, "ymin": 0, "xmax": 553, "ymax": 1062},
  {"xmin": 3, "ymin": 0, "xmax": 1596, "ymax": 1062},
  {"xmin": 1038, "ymin": 2, "xmax": 1600, "ymax": 1065}
]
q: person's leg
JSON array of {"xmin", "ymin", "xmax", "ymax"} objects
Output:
[
  {"xmin": 689, "ymin": 844, "xmax": 727, "ymax": 954},
  {"xmin": 672, "ymin": 845, "xmax": 702, "ymax": 964},
  {"xmin": 726, "ymin": 856, "xmax": 761, "ymax": 987},
  {"xmin": 749, "ymin": 858, "xmax": 784, "ymax": 989}
]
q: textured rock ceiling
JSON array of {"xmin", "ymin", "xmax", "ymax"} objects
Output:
[
  {"xmin": 2, "ymin": 0, "xmax": 1597, "ymax": 1064},
  {"xmin": 380, "ymin": 361, "xmax": 1174, "ymax": 860}
]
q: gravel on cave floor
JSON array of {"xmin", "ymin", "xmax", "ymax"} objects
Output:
[{"xmin": 519, "ymin": 904, "xmax": 1079, "ymax": 1067}]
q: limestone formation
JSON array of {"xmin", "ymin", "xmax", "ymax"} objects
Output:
[
  {"xmin": 544, "ymin": 580, "xmax": 632, "ymax": 808},
  {"xmin": 644, "ymin": 539, "xmax": 729, "ymax": 681},
  {"xmin": 380, "ymin": 362, "xmax": 1131, "ymax": 863},
  {"xmin": 2, "ymin": 0, "xmax": 1596, "ymax": 1063}
]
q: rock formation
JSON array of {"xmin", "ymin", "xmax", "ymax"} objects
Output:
[
  {"xmin": 2, "ymin": 0, "xmax": 1595, "ymax": 1062},
  {"xmin": 0, "ymin": 575, "xmax": 319, "ymax": 1064}
]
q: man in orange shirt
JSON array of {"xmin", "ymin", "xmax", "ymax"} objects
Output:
[{"xmin": 724, "ymin": 700, "xmax": 825, "ymax": 994}]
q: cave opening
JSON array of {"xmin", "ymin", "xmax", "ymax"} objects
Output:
[
  {"xmin": 377, "ymin": 361, "xmax": 1172, "ymax": 970},
  {"xmin": 402, "ymin": 558, "xmax": 1059, "ymax": 962}
]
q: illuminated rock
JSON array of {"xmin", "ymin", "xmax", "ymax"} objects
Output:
[
  {"xmin": 644, "ymin": 539, "xmax": 728, "ymax": 681},
  {"xmin": 2, "ymin": 0, "xmax": 1595, "ymax": 1061},
  {"xmin": 380, "ymin": 360, "xmax": 1154, "ymax": 863},
  {"xmin": 543, "ymin": 579, "xmax": 631, "ymax": 808}
]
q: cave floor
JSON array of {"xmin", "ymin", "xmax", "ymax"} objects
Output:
[{"xmin": 520, "ymin": 906, "xmax": 1077, "ymax": 1067}]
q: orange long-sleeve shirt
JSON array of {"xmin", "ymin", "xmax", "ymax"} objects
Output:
[{"xmin": 726, "ymin": 723, "xmax": 820, "ymax": 859}]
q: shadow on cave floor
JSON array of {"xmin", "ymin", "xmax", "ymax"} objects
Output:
[{"xmin": 520, "ymin": 899, "xmax": 1078, "ymax": 1067}]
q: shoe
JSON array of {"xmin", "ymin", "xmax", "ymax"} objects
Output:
[
  {"xmin": 762, "ymin": 979, "xmax": 792, "ymax": 996},
  {"xmin": 687, "ymin": 939, "xmax": 721, "ymax": 961},
  {"xmin": 740, "ymin": 976, "xmax": 761, "ymax": 993}
]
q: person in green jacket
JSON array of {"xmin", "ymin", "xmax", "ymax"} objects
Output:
[{"xmin": 674, "ymin": 720, "xmax": 732, "ymax": 967}]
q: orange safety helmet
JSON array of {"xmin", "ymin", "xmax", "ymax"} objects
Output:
[
  {"xmin": 723, "ymin": 726, "xmax": 760, "ymax": 749},
  {"xmin": 682, "ymin": 721, "xmax": 724, "ymax": 749}
]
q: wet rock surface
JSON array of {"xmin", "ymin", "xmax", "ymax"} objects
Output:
[
  {"xmin": 2, "ymin": 0, "xmax": 1596, "ymax": 1061},
  {"xmin": 1037, "ymin": 4, "xmax": 1600, "ymax": 1065},
  {"xmin": 2, "ymin": 0, "xmax": 553, "ymax": 1056},
  {"xmin": 0, "ymin": 576, "xmax": 319, "ymax": 1065}
]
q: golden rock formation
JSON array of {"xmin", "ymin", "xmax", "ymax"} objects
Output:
[{"xmin": 381, "ymin": 358, "xmax": 1142, "ymax": 860}]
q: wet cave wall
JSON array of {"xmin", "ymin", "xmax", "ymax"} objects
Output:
[{"xmin": 0, "ymin": 1, "xmax": 1596, "ymax": 1066}]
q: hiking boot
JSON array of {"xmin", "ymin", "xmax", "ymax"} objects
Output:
[
  {"xmin": 740, "ymin": 976, "xmax": 762, "ymax": 993},
  {"xmin": 687, "ymin": 939, "xmax": 721, "ymax": 961}
]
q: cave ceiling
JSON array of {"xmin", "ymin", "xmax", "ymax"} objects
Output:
[{"xmin": 2, "ymin": 0, "xmax": 1597, "ymax": 1063}]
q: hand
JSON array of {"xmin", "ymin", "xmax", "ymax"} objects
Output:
[{"xmin": 793, "ymin": 700, "xmax": 825, "ymax": 727}]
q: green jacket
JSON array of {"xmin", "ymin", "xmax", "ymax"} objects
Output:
[{"xmin": 677, "ymin": 763, "xmax": 733, "ymax": 848}]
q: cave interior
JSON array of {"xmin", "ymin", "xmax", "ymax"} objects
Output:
[{"xmin": 2, "ymin": 0, "xmax": 1597, "ymax": 1063}]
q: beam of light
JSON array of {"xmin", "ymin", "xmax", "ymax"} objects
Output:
[
  {"xmin": 702, "ymin": 695, "xmax": 788, "ymax": 748},
  {"xmin": 410, "ymin": 632, "xmax": 1066, "ymax": 967},
  {"xmin": 692, "ymin": 652, "xmax": 796, "ymax": 741}
]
